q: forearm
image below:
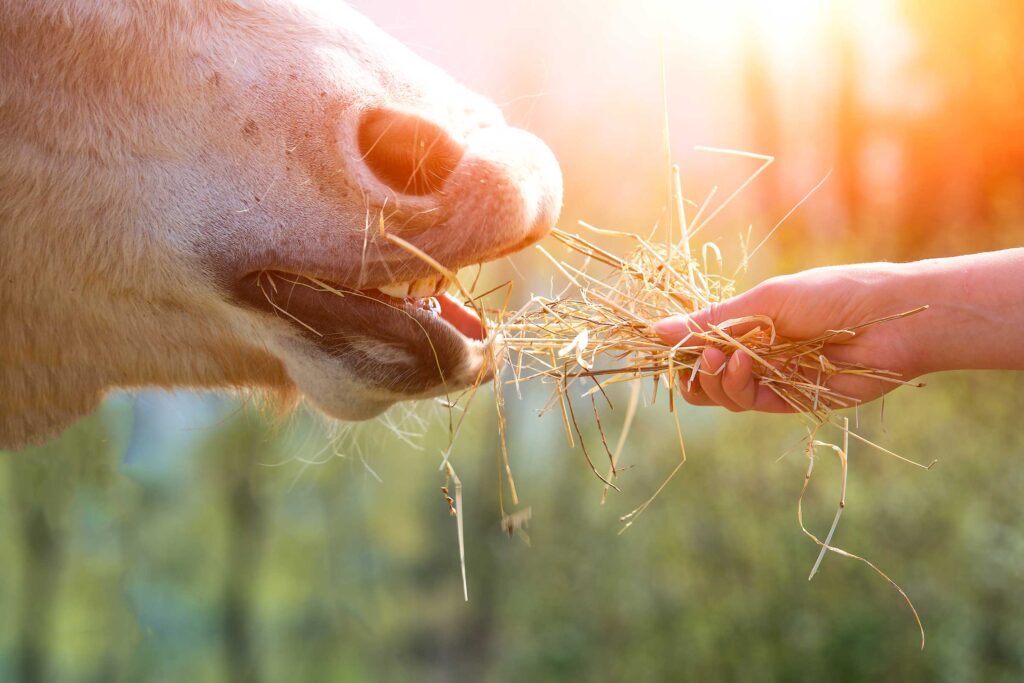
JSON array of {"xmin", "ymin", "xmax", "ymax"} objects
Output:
[{"xmin": 895, "ymin": 248, "xmax": 1024, "ymax": 375}]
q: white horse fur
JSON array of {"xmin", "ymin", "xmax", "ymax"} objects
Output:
[{"xmin": 0, "ymin": 0, "xmax": 563, "ymax": 448}]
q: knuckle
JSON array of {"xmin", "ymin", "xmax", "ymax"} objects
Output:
[
  {"xmin": 704, "ymin": 301, "xmax": 725, "ymax": 327},
  {"xmin": 755, "ymin": 275, "xmax": 788, "ymax": 300},
  {"xmin": 684, "ymin": 393, "xmax": 708, "ymax": 406}
]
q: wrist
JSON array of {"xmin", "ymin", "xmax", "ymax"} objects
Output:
[
  {"xmin": 862, "ymin": 261, "xmax": 943, "ymax": 378},
  {"xmin": 888, "ymin": 250, "xmax": 1024, "ymax": 375},
  {"xmin": 889, "ymin": 261, "xmax": 955, "ymax": 377}
]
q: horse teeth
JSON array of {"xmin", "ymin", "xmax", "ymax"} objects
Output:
[
  {"xmin": 379, "ymin": 272, "xmax": 457, "ymax": 299},
  {"xmin": 408, "ymin": 276, "xmax": 438, "ymax": 298},
  {"xmin": 378, "ymin": 281, "xmax": 411, "ymax": 298}
]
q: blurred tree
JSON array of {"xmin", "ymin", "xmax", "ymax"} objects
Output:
[
  {"xmin": 897, "ymin": 0, "xmax": 1024, "ymax": 253},
  {"xmin": 11, "ymin": 478, "xmax": 64, "ymax": 683},
  {"xmin": 201, "ymin": 414, "xmax": 276, "ymax": 683},
  {"xmin": 829, "ymin": 1, "xmax": 863, "ymax": 233},
  {"xmin": 740, "ymin": 17, "xmax": 784, "ymax": 217},
  {"xmin": 4, "ymin": 410, "xmax": 123, "ymax": 683}
]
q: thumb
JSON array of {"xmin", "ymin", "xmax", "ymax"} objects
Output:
[{"xmin": 653, "ymin": 286, "xmax": 777, "ymax": 346}]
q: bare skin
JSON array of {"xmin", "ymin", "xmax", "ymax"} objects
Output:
[{"xmin": 654, "ymin": 248, "xmax": 1024, "ymax": 413}]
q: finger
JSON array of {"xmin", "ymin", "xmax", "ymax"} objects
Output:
[
  {"xmin": 678, "ymin": 374, "xmax": 714, "ymax": 406},
  {"xmin": 653, "ymin": 314, "xmax": 704, "ymax": 347},
  {"xmin": 743, "ymin": 357, "xmax": 802, "ymax": 413},
  {"xmin": 681, "ymin": 388, "xmax": 716, "ymax": 406},
  {"xmin": 719, "ymin": 351, "xmax": 795, "ymax": 413},
  {"xmin": 698, "ymin": 348, "xmax": 742, "ymax": 411},
  {"xmin": 682, "ymin": 365, "xmax": 793, "ymax": 411},
  {"xmin": 796, "ymin": 361, "xmax": 891, "ymax": 409},
  {"xmin": 721, "ymin": 351, "xmax": 757, "ymax": 409},
  {"xmin": 655, "ymin": 288, "xmax": 778, "ymax": 346},
  {"xmin": 749, "ymin": 384, "xmax": 797, "ymax": 413}
]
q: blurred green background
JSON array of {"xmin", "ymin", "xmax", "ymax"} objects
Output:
[
  {"xmin": 3, "ymin": 374, "xmax": 1023, "ymax": 682},
  {"xmin": 4, "ymin": 0, "xmax": 1024, "ymax": 681}
]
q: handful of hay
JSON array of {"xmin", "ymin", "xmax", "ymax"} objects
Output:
[
  {"xmin": 496, "ymin": 151, "xmax": 932, "ymax": 644},
  {"xmin": 498, "ymin": 157, "xmax": 925, "ymax": 429},
  {"xmin": 500, "ymin": 224, "xmax": 925, "ymax": 423}
]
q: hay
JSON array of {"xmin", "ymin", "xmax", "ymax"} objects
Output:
[
  {"xmin": 497, "ymin": 219, "xmax": 927, "ymax": 430},
  {"xmin": 474, "ymin": 149, "xmax": 931, "ymax": 648}
]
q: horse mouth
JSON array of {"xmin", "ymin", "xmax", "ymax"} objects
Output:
[{"xmin": 232, "ymin": 269, "xmax": 493, "ymax": 397}]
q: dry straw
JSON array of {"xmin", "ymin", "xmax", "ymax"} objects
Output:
[{"xmin": 477, "ymin": 148, "xmax": 932, "ymax": 648}]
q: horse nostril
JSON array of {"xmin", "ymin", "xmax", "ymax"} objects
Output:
[{"xmin": 357, "ymin": 108, "xmax": 464, "ymax": 196}]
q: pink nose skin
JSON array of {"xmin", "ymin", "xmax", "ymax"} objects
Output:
[{"xmin": 357, "ymin": 108, "xmax": 465, "ymax": 196}]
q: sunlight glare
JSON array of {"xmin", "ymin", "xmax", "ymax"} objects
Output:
[{"xmin": 635, "ymin": 0, "xmax": 829, "ymax": 66}]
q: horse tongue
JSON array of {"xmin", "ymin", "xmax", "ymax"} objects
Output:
[{"xmin": 437, "ymin": 292, "xmax": 484, "ymax": 341}]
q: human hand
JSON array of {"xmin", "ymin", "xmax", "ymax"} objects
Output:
[{"xmin": 653, "ymin": 263, "xmax": 929, "ymax": 413}]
